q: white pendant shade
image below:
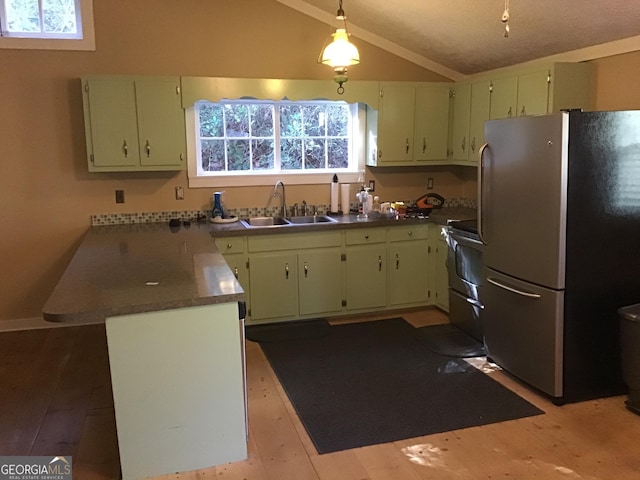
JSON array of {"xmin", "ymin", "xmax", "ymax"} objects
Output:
[{"xmin": 321, "ymin": 29, "xmax": 360, "ymax": 69}]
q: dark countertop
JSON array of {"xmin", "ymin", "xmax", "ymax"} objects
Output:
[
  {"xmin": 43, "ymin": 207, "xmax": 475, "ymax": 324},
  {"xmin": 43, "ymin": 222, "xmax": 245, "ymax": 324}
]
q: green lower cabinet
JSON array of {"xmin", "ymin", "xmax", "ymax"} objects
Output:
[
  {"xmin": 433, "ymin": 236, "xmax": 449, "ymax": 311},
  {"xmin": 248, "ymin": 253, "xmax": 298, "ymax": 321},
  {"xmin": 345, "ymin": 246, "xmax": 387, "ymax": 310},
  {"xmin": 298, "ymin": 249, "xmax": 343, "ymax": 316},
  {"xmin": 221, "ymin": 252, "xmax": 250, "ymax": 309},
  {"xmin": 388, "ymin": 242, "xmax": 430, "ymax": 306}
]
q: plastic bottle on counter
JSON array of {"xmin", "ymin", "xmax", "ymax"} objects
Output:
[{"xmin": 371, "ymin": 196, "xmax": 381, "ymax": 213}]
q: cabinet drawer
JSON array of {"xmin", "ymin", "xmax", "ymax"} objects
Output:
[
  {"xmin": 388, "ymin": 225, "xmax": 429, "ymax": 242},
  {"xmin": 248, "ymin": 231, "xmax": 342, "ymax": 252},
  {"xmin": 345, "ymin": 228, "xmax": 387, "ymax": 245},
  {"xmin": 214, "ymin": 236, "xmax": 246, "ymax": 254}
]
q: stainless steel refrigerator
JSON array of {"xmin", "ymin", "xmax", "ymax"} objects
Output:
[{"xmin": 480, "ymin": 110, "xmax": 640, "ymax": 404}]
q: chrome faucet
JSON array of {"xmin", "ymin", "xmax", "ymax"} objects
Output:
[{"xmin": 274, "ymin": 180, "xmax": 287, "ymax": 218}]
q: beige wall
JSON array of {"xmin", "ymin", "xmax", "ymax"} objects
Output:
[{"xmin": 0, "ymin": 0, "xmax": 638, "ymax": 322}]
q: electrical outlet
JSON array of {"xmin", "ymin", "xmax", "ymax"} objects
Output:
[
  {"xmin": 115, "ymin": 189, "xmax": 125, "ymax": 203},
  {"xmin": 175, "ymin": 186, "xmax": 184, "ymax": 200},
  {"xmin": 368, "ymin": 180, "xmax": 375, "ymax": 192},
  {"xmin": 427, "ymin": 177, "xmax": 434, "ymax": 190}
]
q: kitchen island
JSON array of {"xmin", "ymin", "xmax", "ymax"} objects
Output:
[{"xmin": 43, "ymin": 222, "xmax": 247, "ymax": 480}]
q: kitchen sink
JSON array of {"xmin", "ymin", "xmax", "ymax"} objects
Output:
[
  {"xmin": 240, "ymin": 215, "xmax": 338, "ymax": 228},
  {"xmin": 288, "ymin": 215, "xmax": 338, "ymax": 224},
  {"xmin": 241, "ymin": 216, "xmax": 291, "ymax": 227}
]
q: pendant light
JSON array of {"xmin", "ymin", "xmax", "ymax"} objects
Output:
[{"xmin": 318, "ymin": 0, "xmax": 360, "ymax": 94}]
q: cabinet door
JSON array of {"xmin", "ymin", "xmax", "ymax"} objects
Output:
[
  {"xmin": 249, "ymin": 253, "xmax": 298, "ymax": 321},
  {"xmin": 469, "ymin": 80, "xmax": 491, "ymax": 161},
  {"xmin": 517, "ymin": 70, "xmax": 550, "ymax": 117},
  {"xmin": 221, "ymin": 253, "xmax": 251, "ymax": 318},
  {"xmin": 345, "ymin": 246, "xmax": 387, "ymax": 310},
  {"xmin": 298, "ymin": 249, "xmax": 343, "ymax": 316},
  {"xmin": 451, "ymin": 82, "xmax": 471, "ymax": 161},
  {"xmin": 135, "ymin": 78, "xmax": 186, "ymax": 168},
  {"xmin": 388, "ymin": 242, "xmax": 429, "ymax": 306},
  {"xmin": 413, "ymin": 85, "xmax": 450, "ymax": 161},
  {"xmin": 84, "ymin": 78, "xmax": 140, "ymax": 169},
  {"xmin": 434, "ymin": 237, "xmax": 449, "ymax": 311},
  {"xmin": 378, "ymin": 84, "xmax": 415, "ymax": 163},
  {"xmin": 489, "ymin": 76, "xmax": 518, "ymax": 120}
]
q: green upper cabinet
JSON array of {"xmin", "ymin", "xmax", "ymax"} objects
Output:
[
  {"xmin": 450, "ymin": 82, "xmax": 471, "ymax": 162},
  {"xmin": 468, "ymin": 81, "xmax": 491, "ymax": 163},
  {"xmin": 489, "ymin": 76, "xmax": 518, "ymax": 120},
  {"xmin": 82, "ymin": 76, "xmax": 186, "ymax": 172},
  {"xmin": 451, "ymin": 80, "xmax": 490, "ymax": 165},
  {"xmin": 414, "ymin": 85, "xmax": 450, "ymax": 162},
  {"xmin": 367, "ymin": 82, "xmax": 450, "ymax": 167},
  {"xmin": 515, "ymin": 70, "xmax": 550, "ymax": 117},
  {"xmin": 450, "ymin": 62, "xmax": 592, "ymax": 166}
]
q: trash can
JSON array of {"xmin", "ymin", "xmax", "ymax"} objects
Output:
[{"xmin": 618, "ymin": 304, "xmax": 640, "ymax": 415}]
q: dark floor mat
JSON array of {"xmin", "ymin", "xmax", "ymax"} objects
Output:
[
  {"xmin": 245, "ymin": 319, "xmax": 330, "ymax": 343},
  {"xmin": 416, "ymin": 323, "xmax": 486, "ymax": 358},
  {"xmin": 260, "ymin": 318, "xmax": 543, "ymax": 454}
]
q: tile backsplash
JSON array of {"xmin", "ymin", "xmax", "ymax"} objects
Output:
[{"xmin": 91, "ymin": 197, "xmax": 476, "ymax": 226}]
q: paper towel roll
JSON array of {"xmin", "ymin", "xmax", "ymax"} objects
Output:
[
  {"xmin": 330, "ymin": 182, "xmax": 339, "ymax": 213},
  {"xmin": 340, "ymin": 184, "xmax": 351, "ymax": 214}
]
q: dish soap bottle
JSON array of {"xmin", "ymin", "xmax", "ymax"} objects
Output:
[{"xmin": 212, "ymin": 191, "xmax": 225, "ymax": 218}]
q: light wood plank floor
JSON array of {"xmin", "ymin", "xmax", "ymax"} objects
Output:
[{"xmin": 2, "ymin": 307, "xmax": 640, "ymax": 479}]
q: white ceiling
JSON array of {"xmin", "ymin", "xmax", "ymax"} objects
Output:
[{"xmin": 278, "ymin": 0, "xmax": 640, "ymax": 80}]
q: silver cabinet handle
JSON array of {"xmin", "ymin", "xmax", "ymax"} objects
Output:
[
  {"xmin": 226, "ymin": 243, "xmax": 233, "ymax": 249},
  {"xmin": 285, "ymin": 262, "xmax": 289, "ymax": 280},
  {"xmin": 507, "ymin": 106, "xmax": 513, "ymax": 117},
  {"xmin": 520, "ymin": 105, "xmax": 527, "ymax": 116},
  {"xmin": 123, "ymin": 140, "xmax": 128, "ymax": 157},
  {"xmin": 378, "ymin": 255, "xmax": 382, "ymax": 272},
  {"xmin": 304, "ymin": 262, "xmax": 308, "ymax": 278},
  {"xmin": 405, "ymin": 138, "xmax": 410, "ymax": 154},
  {"xmin": 407, "ymin": 231, "xmax": 412, "ymax": 237},
  {"xmin": 233, "ymin": 267, "xmax": 239, "ymax": 279},
  {"xmin": 471, "ymin": 136, "xmax": 476, "ymax": 153},
  {"xmin": 487, "ymin": 277, "xmax": 541, "ymax": 299},
  {"xmin": 145, "ymin": 140, "xmax": 151, "ymax": 157},
  {"xmin": 395, "ymin": 253, "xmax": 399, "ymax": 270},
  {"xmin": 422, "ymin": 137, "xmax": 426, "ymax": 154},
  {"xmin": 461, "ymin": 136, "xmax": 466, "ymax": 152}
]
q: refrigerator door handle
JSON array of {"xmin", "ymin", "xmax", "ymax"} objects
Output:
[
  {"xmin": 487, "ymin": 276, "xmax": 542, "ymax": 299},
  {"xmin": 477, "ymin": 142, "xmax": 489, "ymax": 245}
]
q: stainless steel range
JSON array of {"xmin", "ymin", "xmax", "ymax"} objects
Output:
[{"xmin": 445, "ymin": 219, "xmax": 485, "ymax": 342}]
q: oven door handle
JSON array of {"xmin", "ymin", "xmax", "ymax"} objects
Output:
[
  {"xmin": 487, "ymin": 277, "xmax": 542, "ymax": 299},
  {"xmin": 449, "ymin": 232, "xmax": 484, "ymax": 248},
  {"xmin": 449, "ymin": 288, "xmax": 484, "ymax": 308}
]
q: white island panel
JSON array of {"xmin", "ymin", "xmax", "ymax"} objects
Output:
[{"xmin": 106, "ymin": 301, "xmax": 247, "ymax": 480}]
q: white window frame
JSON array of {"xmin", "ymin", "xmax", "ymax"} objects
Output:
[
  {"xmin": 186, "ymin": 101, "xmax": 367, "ymax": 188},
  {"xmin": 0, "ymin": 0, "xmax": 95, "ymax": 50}
]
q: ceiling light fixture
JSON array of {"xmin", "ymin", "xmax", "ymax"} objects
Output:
[
  {"xmin": 501, "ymin": 0, "xmax": 510, "ymax": 37},
  {"xmin": 318, "ymin": 0, "xmax": 360, "ymax": 95}
]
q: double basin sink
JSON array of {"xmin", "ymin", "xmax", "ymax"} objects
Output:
[{"xmin": 241, "ymin": 215, "xmax": 338, "ymax": 228}]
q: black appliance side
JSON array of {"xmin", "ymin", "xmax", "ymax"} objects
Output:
[{"xmin": 562, "ymin": 110, "xmax": 640, "ymax": 403}]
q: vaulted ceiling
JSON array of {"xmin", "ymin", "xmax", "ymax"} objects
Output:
[{"xmin": 278, "ymin": 0, "xmax": 640, "ymax": 80}]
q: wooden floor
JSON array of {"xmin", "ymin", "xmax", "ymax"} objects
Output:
[{"xmin": 2, "ymin": 308, "xmax": 640, "ymax": 479}]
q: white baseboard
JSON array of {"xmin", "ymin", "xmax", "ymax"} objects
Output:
[{"xmin": 0, "ymin": 316, "xmax": 103, "ymax": 332}]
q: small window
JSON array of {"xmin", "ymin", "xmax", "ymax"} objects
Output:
[
  {"xmin": 188, "ymin": 99, "xmax": 365, "ymax": 187},
  {"xmin": 0, "ymin": 0, "xmax": 94, "ymax": 50}
]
